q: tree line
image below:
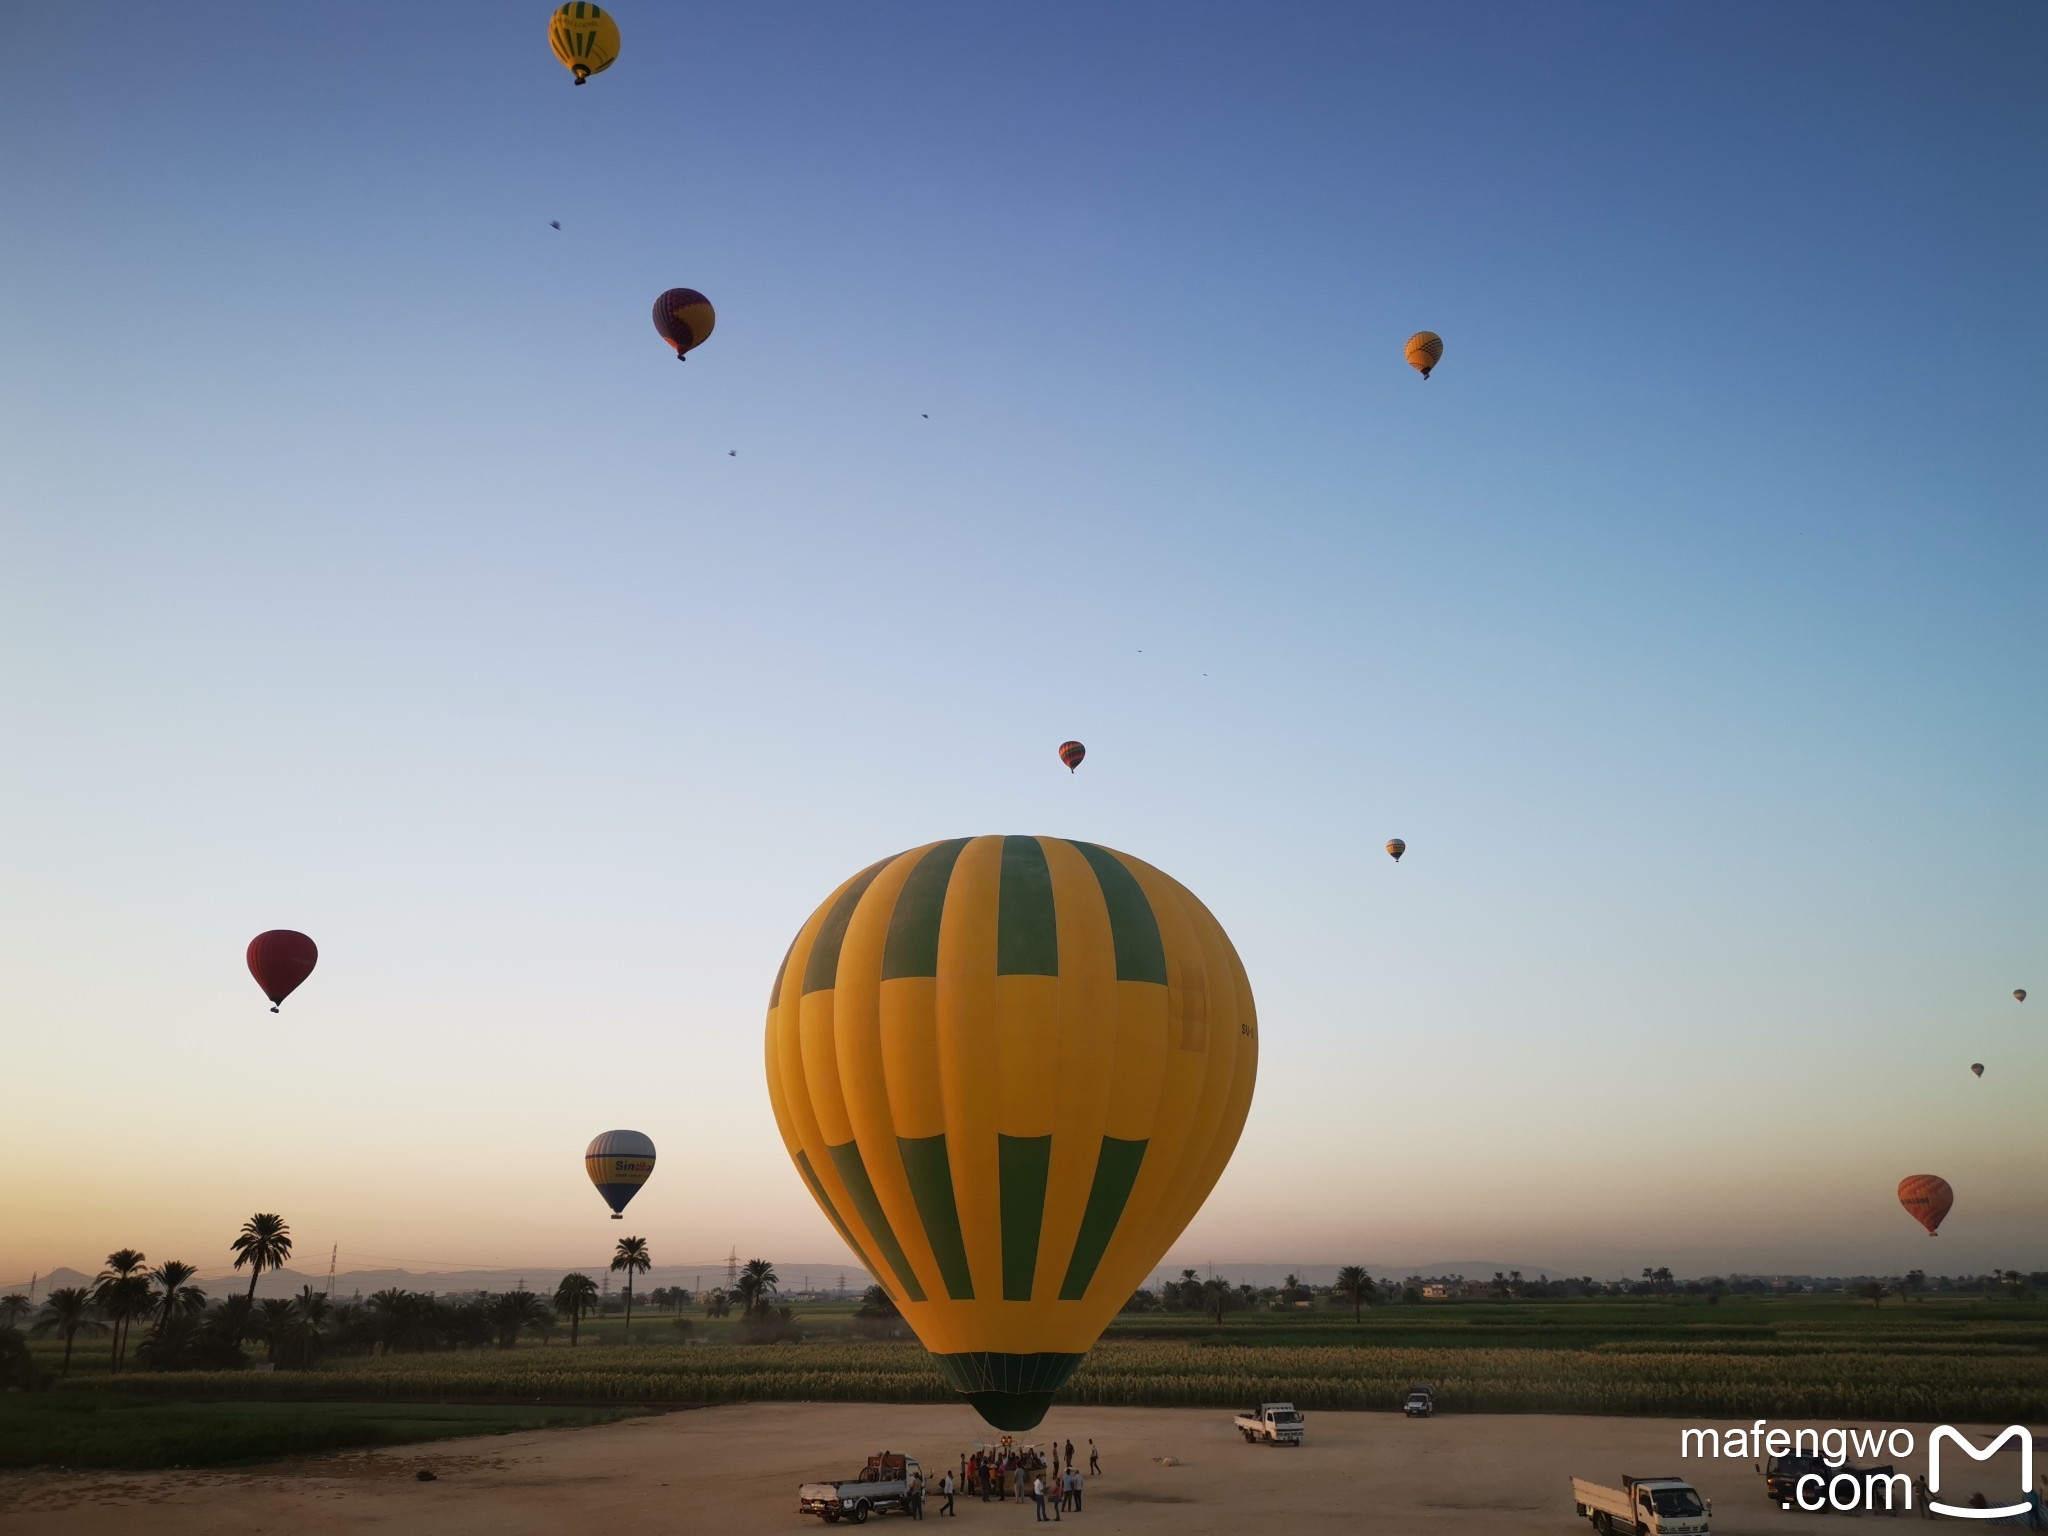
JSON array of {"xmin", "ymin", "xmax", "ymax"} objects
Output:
[{"xmin": 0, "ymin": 1223, "xmax": 826, "ymax": 1376}]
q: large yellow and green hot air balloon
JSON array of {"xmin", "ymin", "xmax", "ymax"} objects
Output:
[
  {"xmin": 549, "ymin": 3, "xmax": 619, "ymax": 85},
  {"xmin": 765, "ymin": 836, "xmax": 1257, "ymax": 1430}
]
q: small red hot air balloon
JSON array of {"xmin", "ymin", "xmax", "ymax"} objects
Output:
[
  {"xmin": 2016, "ymin": 989, "xmax": 2027, "ymax": 1002},
  {"xmin": 651, "ymin": 288, "xmax": 715, "ymax": 360},
  {"xmin": 1970, "ymin": 1063, "xmax": 1984, "ymax": 1078},
  {"xmin": 1058, "ymin": 740, "xmax": 1085, "ymax": 773},
  {"xmin": 1897, "ymin": 1174, "xmax": 1953, "ymax": 1236},
  {"xmin": 247, "ymin": 930, "xmax": 318, "ymax": 1013}
]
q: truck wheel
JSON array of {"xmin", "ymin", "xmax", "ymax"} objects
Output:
[
  {"xmin": 822, "ymin": 1514, "xmax": 839, "ymax": 1525},
  {"xmin": 852, "ymin": 1501, "xmax": 870, "ymax": 1524},
  {"xmin": 1594, "ymin": 1512, "xmax": 1612, "ymax": 1535}
]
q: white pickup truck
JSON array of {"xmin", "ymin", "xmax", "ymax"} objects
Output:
[
  {"xmin": 1573, "ymin": 1475, "xmax": 1712, "ymax": 1536},
  {"xmin": 799, "ymin": 1452, "xmax": 923, "ymax": 1523},
  {"xmin": 1234, "ymin": 1403, "xmax": 1306, "ymax": 1445}
]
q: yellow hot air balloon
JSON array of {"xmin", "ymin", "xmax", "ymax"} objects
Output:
[
  {"xmin": 765, "ymin": 836, "xmax": 1257, "ymax": 1430},
  {"xmin": 1405, "ymin": 331, "xmax": 1443, "ymax": 380},
  {"xmin": 1385, "ymin": 838, "xmax": 1406, "ymax": 863},
  {"xmin": 549, "ymin": 3, "xmax": 619, "ymax": 85}
]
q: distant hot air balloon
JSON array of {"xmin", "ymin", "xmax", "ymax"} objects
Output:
[
  {"xmin": 1404, "ymin": 331, "xmax": 1443, "ymax": 380},
  {"xmin": 1897, "ymin": 1174, "xmax": 1953, "ymax": 1236},
  {"xmin": 652, "ymin": 288, "xmax": 715, "ymax": 360},
  {"xmin": 766, "ymin": 836, "xmax": 1257, "ymax": 1430},
  {"xmin": 1385, "ymin": 838, "xmax": 1406, "ymax": 863},
  {"xmin": 585, "ymin": 1130, "xmax": 657, "ymax": 1218},
  {"xmin": 1970, "ymin": 1063, "xmax": 1984, "ymax": 1078},
  {"xmin": 247, "ymin": 930, "xmax": 318, "ymax": 1013},
  {"xmin": 1058, "ymin": 741, "xmax": 1086, "ymax": 773},
  {"xmin": 548, "ymin": 3, "xmax": 619, "ymax": 85},
  {"xmin": 2016, "ymin": 990, "xmax": 2027, "ymax": 1002}
]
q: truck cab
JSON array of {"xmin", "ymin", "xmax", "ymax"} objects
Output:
[{"xmin": 1404, "ymin": 1383, "xmax": 1436, "ymax": 1417}]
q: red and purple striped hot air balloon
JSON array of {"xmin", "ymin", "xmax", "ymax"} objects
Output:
[
  {"xmin": 652, "ymin": 288, "xmax": 715, "ymax": 360},
  {"xmin": 1058, "ymin": 740, "xmax": 1086, "ymax": 773}
]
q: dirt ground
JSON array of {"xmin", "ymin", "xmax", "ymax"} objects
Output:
[{"xmin": 0, "ymin": 1404, "xmax": 2027, "ymax": 1535}]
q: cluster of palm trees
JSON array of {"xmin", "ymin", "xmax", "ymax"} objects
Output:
[
  {"xmin": 5, "ymin": 1229, "xmax": 817, "ymax": 1372},
  {"xmin": 0, "ymin": 1220, "xmax": 299, "ymax": 1376}
]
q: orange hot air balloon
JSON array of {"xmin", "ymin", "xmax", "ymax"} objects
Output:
[
  {"xmin": 2016, "ymin": 990, "xmax": 2027, "ymax": 1002},
  {"xmin": 1385, "ymin": 838, "xmax": 1406, "ymax": 863},
  {"xmin": 1058, "ymin": 740, "xmax": 1085, "ymax": 773},
  {"xmin": 1897, "ymin": 1174, "xmax": 1953, "ymax": 1236},
  {"xmin": 1970, "ymin": 1063, "xmax": 1984, "ymax": 1077},
  {"xmin": 1404, "ymin": 331, "xmax": 1443, "ymax": 380}
]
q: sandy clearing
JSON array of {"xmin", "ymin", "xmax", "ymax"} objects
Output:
[{"xmin": 0, "ymin": 1404, "xmax": 2021, "ymax": 1535}]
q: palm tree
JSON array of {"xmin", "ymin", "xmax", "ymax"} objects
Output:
[
  {"xmin": 554, "ymin": 1274, "xmax": 599, "ymax": 1346},
  {"xmin": 1, "ymin": 1294, "xmax": 32, "ymax": 1330},
  {"xmin": 231, "ymin": 1213, "xmax": 293, "ymax": 1301},
  {"xmin": 94, "ymin": 1249, "xmax": 150, "ymax": 1369},
  {"xmin": 855, "ymin": 1284, "xmax": 898, "ymax": 1318},
  {"xmin": 256, "ymin": 1298, "xmax": 297, "ymax": 1358},
  {"xmin": 1200, "ymin": 1276, "xmax": 1240, "ymax": 1324},
  {"xmin": 487, "ymin": 1290, "xmax": 552, "ymax": 1349},
  {"xmin": 99, "ymin": 1259, "xmax": 148, "ymax": 1368},
  {"xmin": 149, "ymin": 1261, "xmax": 206, "ymax": 1335},
  {"xmin": 32, "ymin": 1288, "xmax": 106, "ymax": 1377},
  {"xmin": 1334, "ymin": 1265, "xmax": 1374, "ymax": 1322},
  {"xmin": 610, "ymin": 1238, "xmax": 651, "ymax": 1339},
  {"xmin": 733, "ymin": 1258, "xmax": 779, "ymax": 1318}
]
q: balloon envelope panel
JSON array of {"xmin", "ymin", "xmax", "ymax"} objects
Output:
[
  {"xmin": 765, "ymin": 836, "xmax": 1257, "ymax": 1430},
  {"xmin": 586, "ymin": 1128, "xmax": 657, "ymax": 1215}
]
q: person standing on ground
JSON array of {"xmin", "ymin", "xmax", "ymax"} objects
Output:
[
  {"xmin": 1065, "ymin": 1439, "xmax": 1075, "ymax": 1474},
  {"xmin": 1088, "ymin": 1439, "xmax": 1100, "ymax": 1476},
  {"xmin": 910, "ymin": 1472, "xmax": 925, "ymax": 1520},
  {"xmin": 940, "ymin": 1468, "xmax": 955, "ymax": 1517},
  {"xmin": 1066, "ymin": 1465, "xmax": 1083, "ymax": 1512},
  {"xmin": 1033, "ymin": 1474, "xmax": 1048, "ymax": 1521}
]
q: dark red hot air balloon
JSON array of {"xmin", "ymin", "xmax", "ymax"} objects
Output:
[
  {"xmin": 1897, "ymin": 1174, "xmax": 1953, "ymax": 1236},
  {"xmin": 651, "ymin": 288, "xmax": 715, "ymax": 360},
  {"xmin": 248, "ymin": 930, "xmax": 318, "ymax": 1013},
  {"xmin": 1058, "ymin": 740, "xmax": 1085, "ymax": 773}
]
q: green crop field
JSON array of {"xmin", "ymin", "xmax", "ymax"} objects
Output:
[
  {"xmin": 10, "ymin": 1295, "xmax": 2047, "ymax": 1470},
  {"xmin": 0, "ymin": 1398, "xmax": 646, "ymax": 1471}
]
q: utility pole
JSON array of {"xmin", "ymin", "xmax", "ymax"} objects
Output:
[
  {"xmin": 727, "ymin": 1248, "xmax": 738, "ymax": 1290},
  {"xmin": 325, "ymin": 1244, "xmax": 337, "ymax": 1298}
]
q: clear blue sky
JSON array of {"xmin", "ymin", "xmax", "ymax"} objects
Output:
[{"xmin": 2, "ymin": 2, "xmax": 2043, "ymax": 1284}]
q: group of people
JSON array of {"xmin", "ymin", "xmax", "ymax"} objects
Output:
[{"xmin": 926, "ymin": 1437, "xmax": 1100, "ymax": 1519}]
